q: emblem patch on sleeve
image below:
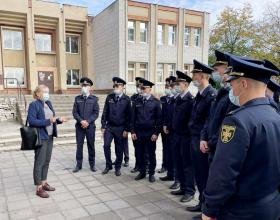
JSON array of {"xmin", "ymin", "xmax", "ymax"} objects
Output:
[{"xmin": 221, "ymin": 125, "xmax": 236, "ymax": 143}]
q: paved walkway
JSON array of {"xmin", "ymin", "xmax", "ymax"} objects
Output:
[{"xmin": 0, "ymin": 142, "xmax": 199, "ymax": 220}]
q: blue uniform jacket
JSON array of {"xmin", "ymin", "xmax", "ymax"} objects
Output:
[
  {"xmin": 27, "ymin": 99, "xmax": 62, "ymax": 140},
  {"xmin": 161, "ymin": 95, "xmax": 175, "ymax": 131},
  {"xmin": 101, "ymin": 93, "xmax": 131, "ymax": 131},
  {"xmin": 172, "ymin": 91, "xmax": 194, "ymax": 136},
  {"xmin": 202, "ymin": 97, "xmax": 280, "ymax": 217},
  {"xmin": 189, "ymin": 85, "xmax": 216, "ymax": 137},
  {"xmin": 200, "ymin": 87, "xmax": 237, "ymax": 151},
  {"xmin": 72, "ymin": 95, "xmax": 99, "ymax": 126},
  {"xmin": 131, "ymin": 95, "xmax": 162, "ymax": 136}
]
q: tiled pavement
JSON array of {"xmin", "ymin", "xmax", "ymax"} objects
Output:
[{"xmin": 0, "ymin": 140, "xmax": 199, "ymax": 220}]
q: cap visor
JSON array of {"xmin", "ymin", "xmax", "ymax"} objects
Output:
[{"xmin": 225, "ymin": 76, "xmax": 238, "ymax": 82}]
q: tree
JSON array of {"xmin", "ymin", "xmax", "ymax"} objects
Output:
[
  {"xmin": 209, "ymin": 3, "xmax": 256, "ymax": 65},
  {"xmin": 253, "ymin": 1, "xmax": 280, "ymax": 68}
]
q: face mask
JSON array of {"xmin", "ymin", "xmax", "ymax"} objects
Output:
[
  {"xmin": 175, "ymin": 86, "xmax": 182, "ymax": 94},
  {"xmin": 81, "ymin": 87, "xmax": 89, "ymax": 96},
  {"xmin": 171, "ymin": 88, "xmax": 177, "ymax": 95},
  {"xmin": 114, "ymin": 89, "xmax": 122, "ymax": 96},
  {"xmin": 42, "ymin": 93, "xmax": 49, "ymax": 102},
  {"xmin": 164, "ymin": 89, "xmax": 172, "ymax": 95},
  {"xmin": 136, "ymin": 87, "xmax": 142, "ymax": 94},
  {"xmin": 142, "ymin": 92, "xmax": 149, "ymax": 98},
  {"xmin": 212, "ymin": 72, "xmax": 223, "ymax": 83},
  {"xmin": 192, "ymin": 80, "xmax": 201, "ymax": 88},
  {"xmin": 229, "ymin": 88, "xmax": 240, "ymax": 106}
]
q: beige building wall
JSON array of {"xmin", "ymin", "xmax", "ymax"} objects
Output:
[{"xmin": 0, "ymin": 0, "xmax": 89, "ymax": 94}]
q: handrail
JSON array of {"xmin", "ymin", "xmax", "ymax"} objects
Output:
[{"xmin": 3, "ymin": 78, "xmax": 27, "ymax": 115}]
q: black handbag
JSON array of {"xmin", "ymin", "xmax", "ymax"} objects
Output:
[{"xmin": 20, "ymin": 120, "xmax": 42, "ymax": 150}]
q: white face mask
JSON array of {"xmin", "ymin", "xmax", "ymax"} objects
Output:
[
  {"xmin": 114, "ymin": 89, "xmax": 123, "ymax": 96},
  {"xmin": 136, "ymin": 87, "xmax": 142, "ymax": 94},
  {"xmin": 81, "ymin": 87, "xmax": 89, "ymax": 96},
  {"xmin": 142, "ymin": 92, "xmax": 150, "ymax": 98},
  {"xmin": 192, "ymin": 80, "xmax": 201, "ymax": 88},
  {"xmin": 42, "ymin": 93, "xmax": 49, "ymax": 102},
  {"xmin": 175, "ymin": 85, "xmax": 182, "ymax": 94},
  {"xmin": 164, "ymin": 89, "xmax": 172, "ymax": 96}
]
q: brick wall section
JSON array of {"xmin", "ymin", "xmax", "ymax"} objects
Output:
[{"xmin": 0, "ymin": 97, "xmax": 17, "ymax": 121}]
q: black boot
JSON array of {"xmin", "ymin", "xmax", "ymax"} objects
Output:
[
  {"xmin": 135, "ymin": 173, "xmax": 146, "ymax": 181},
  {"xmin": 90, "ymin": 166, "xmax": 97, "ymax": 172},
  {"xmin": 169, "ymin": 182, "xmax": 180, "ymax": 190},
  {"xmin": 186, "ymin": 203, "xmax": 202, "ymax": 212},
  {"xmin": 131, "ymin": 167, "xmax": 139, "ymax": 173},
  {"xmin": 102, "ymin": 167, "xmax": 112, "ymax": 175},
  {"xmin": 180, "ymin": 194, "xmax": 194, "ymax": 203},
  {"xmin": 73, "ymin": 165, "xmax": 82, "ymax": 173},
  {"xmin": 115, "ymin": 170, "xmax": 121, "ymax": 176},
  {"xmin": 171, "ymin": 189, "xmax": 185, "ymax": 195},
  {"xmin": 149, "ymin": 175, "xmax": 155, "ymax": 183},
  {"xmin": 159, "ymin": 176, "xmax": 174, "ymax": 181}
]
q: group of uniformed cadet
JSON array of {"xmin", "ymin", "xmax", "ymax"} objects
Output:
[{"xmin": 71, "ymin": 50, "xmax": 280, "ymax": 220}]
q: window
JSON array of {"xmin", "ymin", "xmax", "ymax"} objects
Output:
[
  {"xmin": 128, "ymin": 21, "xmax": 135, "ymax": 42},
  {"xmin": 66, "ymin": 35, "xmax": 79, "ymax": 53},
  {"xmin": 157, "ymin": 64, "xmax": 164, "ymax": 82},
  {"xmin": 128, "ymin": 62, "xmax": 135, "ymax": 82},
  {"xmin": 35, "ymin": 33, "xmax": 52, "ymax": 52},
  {"xmin": 168, "ymin": 64, "xmax": 175, "ymax": 76},
  {"xmin": 4, "ymin": 67, "xmax": 24, "ymax": 87},
  {"xmin": 184, "ymin": 26, "xmax": 191, "ymax": 46},
  {"xmin": 157, "ymin": 24, "xmax": 164, "ymax": 45},
  {"xmin": 194, "ymin": 28, "xmax": 201, "ymax": 47},
  {"xmin": 138, "ymin": 63, "xmax": 148, "ymax": 78},
  {"xmin": 184, "ymin": 64, "xmax": 190, "ymax": 73},
  {"xmin": 140, "ymin": 22, "xmax": 148, "ymax": 43},
  {"xmin": 2, "ymin": 29, "xmax": 23, "ymax": 50},
  {"xmin": 168, "ymin": 25, "xmax": 176, "ymax": 45},
  {"xmin": 66, "ymin": 69, "xmax": 80, "ymax": 86}
]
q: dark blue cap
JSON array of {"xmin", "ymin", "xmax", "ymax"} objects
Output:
[
  {"xmin": 169, "ymin": 76, "xmax": 177, "ymax": 84},
  {"xmin": 224, "ymin": 52, "xmax": 264, "ymax": 66},
  {"xmin": 264, "ymin": 60, "xmax": 279, "ymax": 74},
  {"xmin": 112, "ymin": 77, "xmax": 126, "ymax": 85},
  {"xmin": 227, "ymin": 56, "xmax": 279, "ymax": 84},
  {"xmin": 139, "ymin": 79, "xmax": 155, "ymax": 88},
  {"xmin": 192, "ymin": 59, "xmax": 214, "ymax": 74},
  {"xmin": 80, "ymin": 77, "xmax": 93, "ymax": 86},
  {"xmin": 135, "ymin": 77, "xmax": 145, "ymax": 82},
  {"xmin": 212, "ymin": 50, "xmax": 229, "ymax": 67},
  {"xmin": 267, "ymin": 79, "xmax": 280, "ymax": 93},
  {"xmin": 176, "ymin": 70, "xmax": 192, "ymax": 83}
]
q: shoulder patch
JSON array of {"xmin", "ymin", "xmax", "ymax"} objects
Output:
[{"xmin": 221, "ymin": 125, "xmax": 236, "ymax": 143}]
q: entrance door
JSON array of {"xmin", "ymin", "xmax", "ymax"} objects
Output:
[{"xmin": 38, "ymin": 71, "xmax": 54, "ymax": 93}]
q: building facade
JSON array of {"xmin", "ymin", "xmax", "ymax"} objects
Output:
[
  {"xmin": 93, "ymin": 0, "xmax": 209, "ymax": 94},
  {"xmin": 0, "ymin": 0, "xmax": 209, "ymax": 95},
  {"xmin": 0, "ymin": 0, "xmax": 90, "ymax": 94}
]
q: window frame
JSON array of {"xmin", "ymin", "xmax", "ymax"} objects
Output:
[
  {"xmin": 184, "ymin": 26, "xmax": 191, "ymax": 47},
  {"xmin": 168, "ymin": 64, "xmax": 176, "ymax": 77},
  {"xmin": 157, "ymin": 63, "xmax": 164, "ymax": 83},
  {"xmin": 194, "ymin": 27, "xmax": 202, "ymax": 47},
  {"xmin": 66, "ymin": 69, "xmax": 80, "ymax": 87},
  {"xmin": 138, "ymin": 63, "xmax": 148, "ymax": 79},
  {"xmin": 35, "ymin": 32, "xmax": 53, "ymax": 53},
  {"xmin": 127, "ymin": 62, "xmax": 136, "ymax": 83},
  {"xmin": 168, "ymin": 25, "xmax": 176, "ymax": 46},
  {"xmin": 4, "ymin": 67, "xmax": 25, "ymax": 88},
  {"xmin": 157, "ymin": 24, "xmax": 164, "ymax": 45},
  {"xmin": 128, "ymin": 20, "xmax": 136, "ymax": 43},
  {"xmin": 139, "ymin": 22, "xmax": 148, "ymax": 44},
  {"xmin": 66, "ymin": 34, "xmax": 80, "ymax": 54},
  {"xmin": 1, "ymin": 27, "xmax": 24, "ymax": 50}
]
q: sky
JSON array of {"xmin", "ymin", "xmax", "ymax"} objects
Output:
[{"xmin": 51, "ymin": 0, "xmax": 279, "ymax": 25}]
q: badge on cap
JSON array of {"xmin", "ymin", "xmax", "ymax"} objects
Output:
[{"xmin": 221, "ymin": 125, "xmax": 236, "ymax": 143}]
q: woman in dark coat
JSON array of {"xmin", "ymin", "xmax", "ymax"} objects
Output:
[{"xmin": 27, "ymin": 85, "xmax": 67, "ymax": 198}]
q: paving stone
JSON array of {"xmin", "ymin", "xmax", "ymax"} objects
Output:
[
  {"xmin": 105, "ymin": 199, "xmax": 130, "ymax": 210},
  {"xmin": 38, "ymin": 212, "xmax": 65, "ymax": 220},
  {"xmin": 135, "ymin": 202, "xmax": 162, "ymax": 215},
  {"xmin": 84, "ymin": 203, "xmax": 110, "ymax": 215},
  {"xmin": 115, "ymin": 207, "xmax": 143, "ymax": 220},
  {"xmin": 62, "ymin": 207, "xmax": 89, "ymax": 219},
  {"xmin": 96, "ymin": 191, "xmax": 119, "ymax": 202}
]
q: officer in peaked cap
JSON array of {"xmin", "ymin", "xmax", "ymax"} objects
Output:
[
  {"xmin": 73, "ymin": 77, "xmax": 99, "ymax": 173},
  {"xmin": 130, "ymin": 77, "xmax": 145, "ymax": 173},
  {"xmin": 101, "ymin": 77, "xmax": 131, "ymax": 176},
  {"xmin": 187, "ymin": 60, "xmax": 217, "ymax": 214},
  {"xmin": 131, "ymin": 79, "xmax": 162, "ymax": 183},
  {"xmin": 202, "ymin": 56, "xmax": 280, "ymax": 220},
  {"xmin": 170, "ymin": 70, "xmax": 196, "ymax": 203}
]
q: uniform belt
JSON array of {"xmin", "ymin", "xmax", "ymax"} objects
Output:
[{"xmin": 226, "ymin": 190, "xmax": 279, "ymax": 209}]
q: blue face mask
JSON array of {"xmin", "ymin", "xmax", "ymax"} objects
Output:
[
  {"xmin": 192, "ymin": 80, "xmax": 201, "ymax": 88},
  {"xmin": 229, "ymin": 88, "xmax": 240, "ymax": 106},
  {"xmin": 175, "ymin": 86, "xmax": 182, "ymax": 94},
  {"xmin": 212, "ymin": 72, "xmax": 223, "ymax": 83},
  {"xmin": 42, "ymin": 93, "xmax": 49, "ymax": 102}
]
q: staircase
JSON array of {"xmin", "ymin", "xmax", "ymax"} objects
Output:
[{"xmin": 0, "ymin": 94, "xmax": 107, "ymax": 152}]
